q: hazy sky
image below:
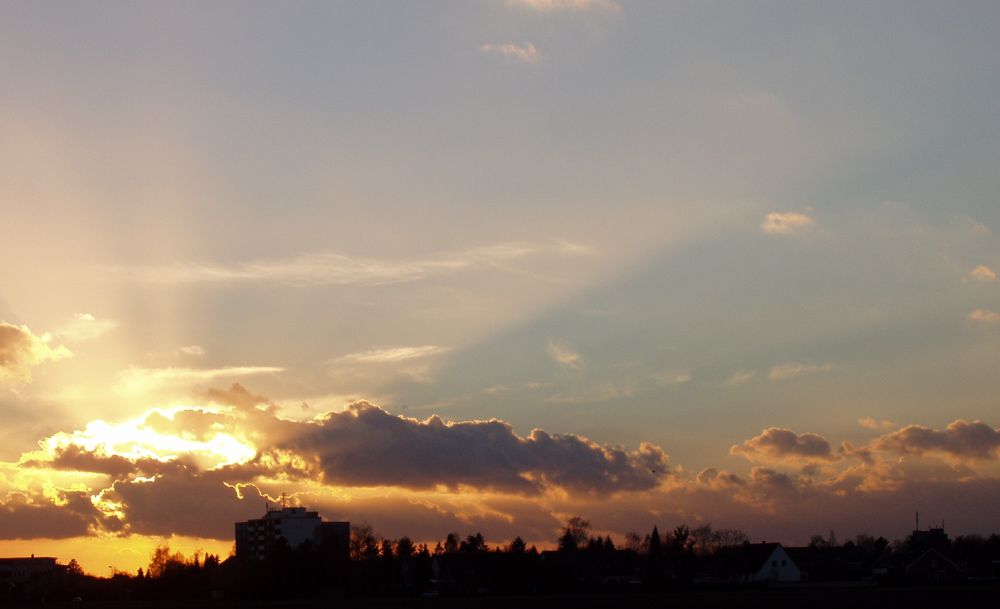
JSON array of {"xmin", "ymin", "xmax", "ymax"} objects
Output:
[{"xmin": 3, "ymin": 0, "xmax": 1000, "ymax": 574}]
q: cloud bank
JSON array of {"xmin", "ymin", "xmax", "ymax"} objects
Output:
[{"xmin": 4, "ymin": 385, "xmax": 1000, "ymax": 555}]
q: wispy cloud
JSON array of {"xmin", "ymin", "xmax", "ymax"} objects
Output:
[
  {"xmin": 968, "ymin": 309, "xmax": 1000, "ymax": 323},
  {"xmin": 725, "ymin": 369, "xmax": 756, "ymax": 385},
  {"xmin": 0, "ymin": 323, "xmax": 72, "ymax": 383},
  {"xmin": 508, "ymin": 0, "xmax": 621, "ymax": 11},
  {"xmin": 121, "ymin": 242, "xmax": 586, "ymax": 287},
  {"xmin": 761, "ymin": 211, "xmax": 816, "ymax": 234},
  {"xmin": 480, "ymin": 43, "xmax": 539, "ymax": 64},
  {"xmin": 768, "ymin": 362, "xmax": 833, "ymax": 380},
  {"xmin": 656, "ymin": 370, "xmax": 691, "ymax": 386},
  {"xmin": 116, "ymin": 366, "xmax": 283, "ymax": 394},
  {"xmin": 859, "ymin": 417, "xmax": 896, "ymax": 429},
  {"xmin": 54, "ymin": 313, "xmax": 116, "ymax": 342},
  {"xmin": 334, "ymin": 346, "xmax": 450, "ymax": 365},
  {"xmin": 546, "ymin": 340, "xmax": 583, "ymax": 369}
]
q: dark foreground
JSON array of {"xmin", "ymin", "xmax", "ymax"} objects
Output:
[{"xmin": 24, "ymin": 584, "xmax": 1000, "ymax": 609}]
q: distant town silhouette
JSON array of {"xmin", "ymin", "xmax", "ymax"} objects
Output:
[{"xmin": 5, "ymin": 504, "xmax": 1000, "ymax": 604}]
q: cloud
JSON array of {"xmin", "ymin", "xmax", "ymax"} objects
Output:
[
  {"xmin": 121, "ymin": 242, "xmax": 584, "ymax": 286},
  {"xmin": 730, "ymin": 428, "xmax": 839, "ymax": 464},
  {"xmin": 768, "ymin": 362, "xmax": 832, "ymax": 380},
  {"xmin": 546, "ymin": 340, "xmax": 584, "ymax": 369},
  {"xmin": 0, "ymin": 490, "xmax": 107, "ymax": 540},
  {"xmin": 725, "ymin": 369, "xmax": 756, "ymax": 385},
  {"xmin": 0, "ymin": 323, "xmax": 72, "ymax": 383},
  {"xmin": 859, "ymin": 417, "xmax": 896, "ymax": 429},
  {"xmin": 970, "ymin": 265, "xmax": 997, "ymax": 281},
  {"xmin": 968, "ymin": 309, "xmax": 1000, "ymax": 323},
  {"xmin": 508, "ymin": 0, "xmax": 620, "ymax": 11},
  {"xmin": 14, "ymin": 390, "xmax": 669, "ymax": 541},
  {"xmin": 871, "ymin": 419, "xmax": 1000, "ymax": 462},
  {"xmin": 268, "ymin": 401, "xmax": 667, "ymax": 497},
  {"xmin": 116, "ymin": 365, "xmax": 283, "ymax": 394},
  {"xmin": 480, "ymin": 43, "xmax": 539, "ymax": 64},
  {"xmin": 656, "ymin": 370, "xmax": 691, "ymax": 386},
  {"xmin": 761, "ymin": 212, "xmax": 817, "ymax": 234},
  {"xmin": 54, "ymin": 313, "xmax": 116, "ymax": 341},
  {"xmin": 334, "ymin": 345, "xmax": 450, "ymax": 365}
]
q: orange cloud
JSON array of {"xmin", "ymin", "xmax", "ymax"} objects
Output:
[
  {"xmin": 858, "ymin": 417, "xmax": 896, "ymax": 429},
  {"xmin": 968, "ymin": 309, "xmax": 1000, "ymax": 323},
  {"xmin": 871, "ymin": 419, "xmax": 1000, "ymax": 462},
  {"xmin": 970, "ymin": 265, "xmax": 997, "ymax": 281},
  {"xmin": 760, "ymin": 211, "xmax": 816, "ymax": 234},
  {"xmin": 730, "ymin": 428, "xmax": 839, "ymax": 464}
]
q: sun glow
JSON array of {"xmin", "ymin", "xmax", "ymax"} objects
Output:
[{"xmin": 32, "ymin": 406, "xmax": 257, "ymax": 470}]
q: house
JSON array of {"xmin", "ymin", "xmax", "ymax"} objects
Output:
[
  {"xmin": 708, "ymin": 543, "xmax": 801, "ymax": 584},
  {"xmin": 906, "ymin": 548, "xmax": 958, "ymax": 582},
  {"xmin": 235, "ymin": 503, "xmax": 349, "ymax": 562},
  {"xmin": 0, "ymin": 556, "xmax": 63, "ymax": 602}
]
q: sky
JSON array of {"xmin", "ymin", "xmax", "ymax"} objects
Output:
[{"xmin": 2, "ymin": 0, "xmax": 1000, "ymax": 575}]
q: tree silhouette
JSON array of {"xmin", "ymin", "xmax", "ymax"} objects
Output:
[{"xmin": 558, "ymin": 516, "xmax": 591, "ymax": 551}]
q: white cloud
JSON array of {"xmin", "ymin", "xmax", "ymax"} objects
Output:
[
  {"xmin": 334, "ymin": 345, "xmax": 450, "ymax": 365},
  {"xmin": 761, "ymin": 212, "xmax": 817, "ymax": 234},
  {"xmin": 546, "ymin": 340, "xmax": 583, "ymax": 369},
  {"xmin": 480, "ymin": 43, "xmax": 539, "ymax": 64},
  {"xmin": 968, "ymin": 309, "xmax": 1000, "ymax": 323},
  {"xmin": 768, "ymin": 362, "xmax": 833, "ymax": 380},
  {"xmin": 116, "ymin": 366, "xmax": 284, "ymax": 394}
]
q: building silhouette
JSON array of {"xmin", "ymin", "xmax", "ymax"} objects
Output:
[{"xmin": 235, "ymin": 502, "xmax": 349, "ymax": 562}]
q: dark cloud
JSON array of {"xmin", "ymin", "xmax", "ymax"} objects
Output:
[
  {"xmin": 269, "ymin": 401, "xmax": 668, "ymax": 497},
  {"xmin": 102, "ymin": 469, "xmax": 263, "ymax": 539},
  {"xmin": 199, "ymin": 383, "xmax": 275, "ymax": 413},
  {"xmin": 0, "ymin": 490, "xmax": 104, "ymax": 540},
  {"xmin": 139, "ymin": 409, "xmax": 227, "ymax": 442},
  {"xmin": 872, "ymin": 419, "xmax": 1000, "ymax": 461},
  {"xmin": 730, "ymin": 427, "xmax": 838, "ymax": 463},
  {"xmin": 21, "ymin": 443, "xmax": 191, "ymax": 479}
]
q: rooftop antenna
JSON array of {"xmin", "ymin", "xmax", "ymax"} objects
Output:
[
  {"xmin": 281, "ymin": 493, "xmax": 287, "ymax": 509},
  {"xmin": 915, "ymin": 511, "xmax": 919, "ymax": 531}
]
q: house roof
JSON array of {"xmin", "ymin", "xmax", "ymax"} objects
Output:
[{"xmin": 710, "ymin": 543, "xmax": 787, "ymax": 574}]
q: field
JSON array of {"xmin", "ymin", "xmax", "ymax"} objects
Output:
[{"xmin": 30, "ymin": 584, "xmax": 1000, "ymax": 609}]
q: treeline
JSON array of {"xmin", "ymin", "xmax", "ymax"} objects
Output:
[{"xmin": 50, "ymin": 520, "xmax": 1000, "ymax": 601}]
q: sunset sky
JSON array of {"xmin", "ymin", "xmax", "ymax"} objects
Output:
[{"xmin": 3, "ymin": 1, "xmax": 1000, "ymax": 575}]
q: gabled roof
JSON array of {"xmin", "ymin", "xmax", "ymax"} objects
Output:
[
  {"xmin": 906, "ymin": 548, "xmax": 957, "ymax": 574},
  {"xmin": 710, "ymin": 543, "xmax": 786, "ymax": 574}
]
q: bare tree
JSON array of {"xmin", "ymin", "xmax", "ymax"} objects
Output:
[
  {"xmin": 558, "ymin": 516, "xmax": 591, "ymax": 551},
  {"xmin": 350, "ymin": 523, "xmax": 381, "ymax": 561},
  {"xmin": 623, "ymin": 531, "xmax": 645, "ymax": 553}
]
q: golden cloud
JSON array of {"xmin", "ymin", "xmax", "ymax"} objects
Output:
[{"xmin": 0, "ymin": 323, "xmax": 72, "ymax": 383}]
